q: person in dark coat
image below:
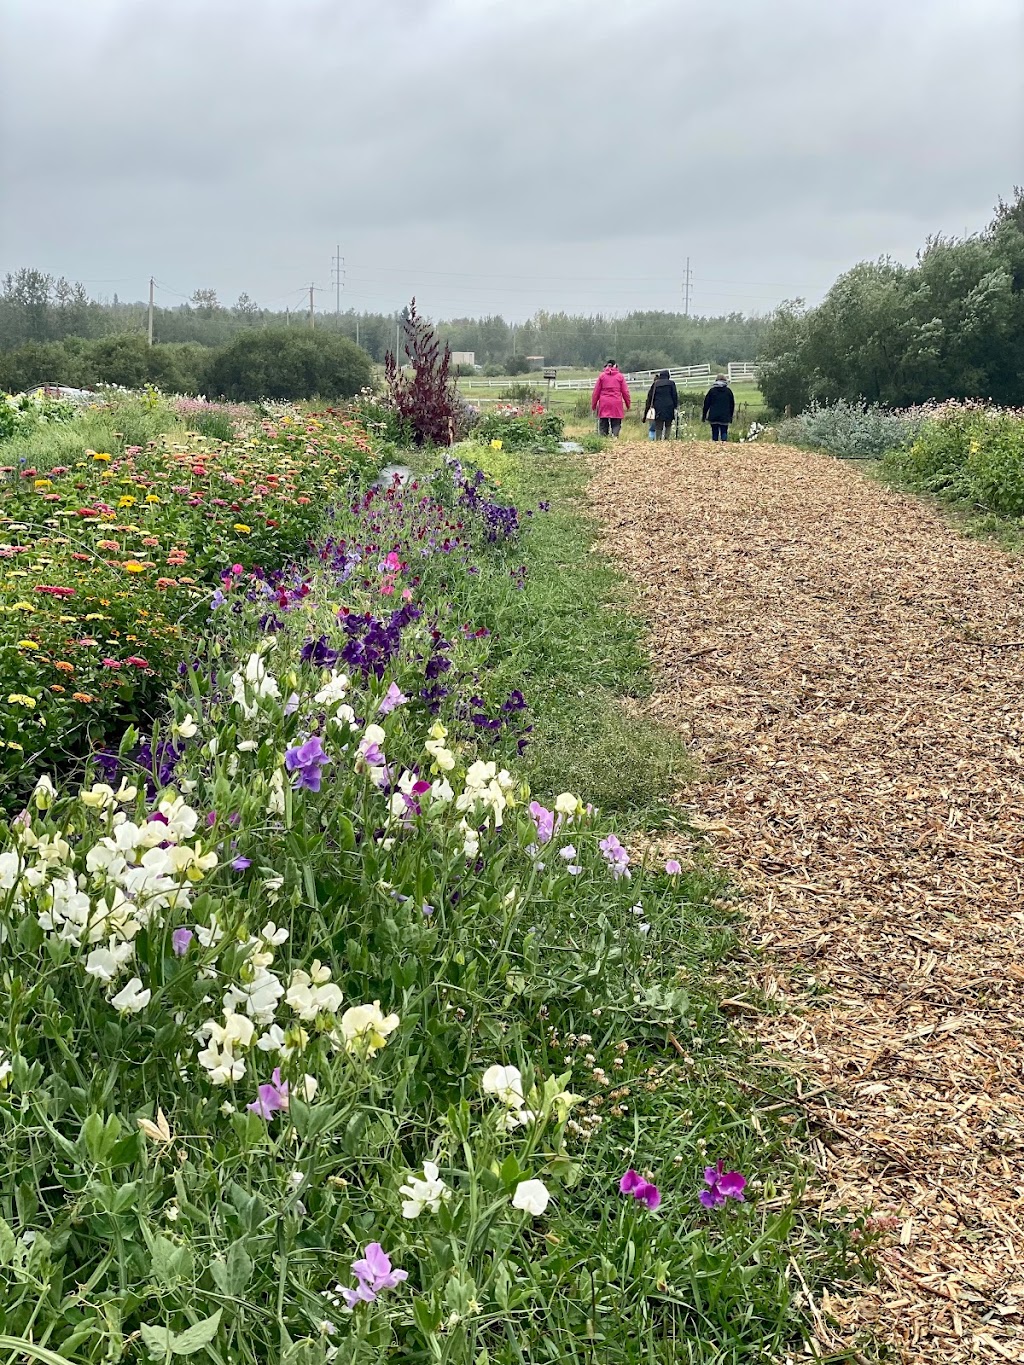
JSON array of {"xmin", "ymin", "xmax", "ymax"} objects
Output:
[
  {"xmin": 643, "ymin": 369, "xmax": 678, "ymax": 440},
  {"xmin": 701, "ymin": 374, "xmax": 735, "ymax": 442}
]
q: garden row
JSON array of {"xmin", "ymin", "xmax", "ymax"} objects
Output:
[
  {"xmin": 0, "ymin": 395, "xmax": 376, "ymax": 805},
  {"xmin": 777, "ymin": 398, "xmax": 1024, "ymax": 518},
  {"xmin": 0, "ymin": 405, "xmax": 870, "ymax": 1361}
]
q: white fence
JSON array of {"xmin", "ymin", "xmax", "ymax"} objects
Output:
[{"xmin": 460, "ymin": 361, "xmax": 758, "ymax": 392}]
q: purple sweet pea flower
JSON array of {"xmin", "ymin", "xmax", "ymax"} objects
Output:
[
  {"xmin": 284, "ymin": 736, "xmax": 330, "ymax": 793},
  {"xmin": 247, "ymin": 1067, "xmax": 289, "ymax": 1120},
  {"xmin": 665, "ymin": 858, "xmax": 682, "ymax": 875},
  {"xmin": 172, "ymin": 927, "xmax": 193, "ymax": 957},
  {"xmin": 700, "ymin": 1160, "xmax": 747, "ymax": 1209},
  {"xmin": 619, "ymin": 1168, "xmax": 662, "ymax": 1211},
  {"xmin": 528, "ymin": 800, "xmax": 555, "ymax": 845},
  {"xmin": 599, "ymin": 833, "xmax": 631, "ymax": 880},
  {"xmin": 377, "ymin": 682, "xmax": 408, "ymax": 716},
  {"xmin": 339, "ymin": 1243, "xmax": 408, "ymax": 1308},
  {"xmin": 231, "ymin": 856, "xmax": 252, "ymax": 871}
]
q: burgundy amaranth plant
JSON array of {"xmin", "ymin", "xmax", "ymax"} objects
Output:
[{"xmin": 384, "ymin": 298, "xmax": 467, "ymax": 448}]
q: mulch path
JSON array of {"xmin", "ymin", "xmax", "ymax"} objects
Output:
[{"xmin": 587, "ymin": 439, "xmax": 1024, "ymax": 1364}]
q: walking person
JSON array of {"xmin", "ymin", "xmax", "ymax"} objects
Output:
[
  {"xmin": 643, "ymin": 369, "xmax": 679, "ymax": 440},
  {"xmin": 702, "ymin": 373, "xmax": 735, "ymax": 442},
  {"xmin": 591, "ymin": 359, "xmax": 631, "ymax": 438}
]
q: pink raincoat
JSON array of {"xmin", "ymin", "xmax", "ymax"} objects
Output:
[{"xmin": 591, "ymin": 366, "xmax": 631, "ymax": 419}]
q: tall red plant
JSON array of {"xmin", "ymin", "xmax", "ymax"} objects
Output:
[{"xmin": 384, "ymin": 299, "xmax": 465, "ymax": 447}]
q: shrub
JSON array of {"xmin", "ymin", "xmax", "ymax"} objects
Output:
[
  {"xmin": 476, "ymin": 409, "xmax": 564, "ymax": 451},
  {"xmin": 883, "ymin": 404, "xmax": 1024, "ymax": 513},
  {"xmin": 777, "ymin": 399, "xmax": 928, "ymax": 458},
  {"xmin": 498, "ymin": 382, "xmax": 543, "ymax": 403},
  {"xmin": 383, "ymin": 299, "xmax": 466, "ymax": 447},
  {"xmin": 504, "ymin": 354, "xmax": 532, "ymax": 375},
  {"xmin": 204, "ymin": 328, "xmax": 372, "ymax": 401}
]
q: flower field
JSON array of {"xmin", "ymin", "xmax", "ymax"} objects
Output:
[
  {"xmin": 0, "ymin": 408, "xmax": 867, "ymax": 1363},
  {"xmin": 0, "ymin": 398, "xmax": 376, "ymax": 804}
]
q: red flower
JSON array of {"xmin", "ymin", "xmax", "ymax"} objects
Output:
[
  {"xmin": 76, "ymin": 508, "xmax": 98, "ymax": 518},
  {"xmin": 34, "ymin": 585, "xmax": 76, "ymax": 597},
  {"xmin": 101, "ymin": 658, "xmax": 122, "ymax": 669},
  {"xmin": 125, "ymin": 655, "xmax": 151, "ymax": 669}
]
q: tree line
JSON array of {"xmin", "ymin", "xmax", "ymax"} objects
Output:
[
  {"xmin": 758, "ymin": 188, "xmax": 1024, "ymax": 412},
  {"xmin": 0, "ymin": 270, "xmax": 766, "ymax": 377}
]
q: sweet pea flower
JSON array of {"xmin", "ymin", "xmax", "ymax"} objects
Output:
[
  {"xmin": 339, "ymin": 1243, "xmax": 408, "ymax": 1308},
  {"xmin": 619, "ymin": 1168, "xmax": 662, "ymax": 1210},
  {"xmin": 377, "ymin": 681, "xmax": 408, "ymax": 716},
  {"xmin": 284, "ymin": 736, "xmax": 330, "ymax": 793},
  {"xmin": 665, "ymin": 858, "xmax": 682, "ymax": 875},
  {"xmin": 511, "ymin": 1179, "xmax": 550, "ymax": 1216},
  {"xmin": 700, "ymin": 1161, "xmax": 747, "ymax": 1208},
  {"xmin": 399, "ymin": 1161, "xmax": 451, "ymax": 1219},
  {"xmin": 339, "ymin": 1001, "xmax": 400, "ymax": 1058},
  {"xmin": 110, "ymin": 976, "xmax": 151, "ymax": 1015},
  {"xmin": 248, "ymin": 1067, "xmax": 289, "ymax": 1119},
  {"xmin": 172, "ymin": 927, "xmax": 193, "ymax": 956}
]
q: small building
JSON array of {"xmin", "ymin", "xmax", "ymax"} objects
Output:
[{"xmin": 450, "ymin": 351, "xmax": 476, "ymax": 367}]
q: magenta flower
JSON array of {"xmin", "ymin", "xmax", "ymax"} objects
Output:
[
  {"xmin": 619, "ymin": 1168, "xmax": 661, "ymax": 1210},
  {"xmin": 339, "ymin": 1242, "xmax": 408, "ymax": 1307},
  {"xmin": 247, "ymin": 1067, "xmax": 289, "ymax": 1119},
  {"xmin": 700, "ymin": 1161, "xmax": 747, "ymax": 1208},
  {"xmin": 285, "ymin": 736, "xmax": 330, "ymax": 793},
  {"xmin": 172, "ymin": 927, "xmax": 193, "ymax": 956},
  {"xmin": 665, "ymin": 858, "xmax": 682, "ymax": 875},
  {"xmin": 378, "ymin": 682, "xmax": 408, "ymax": 716}
]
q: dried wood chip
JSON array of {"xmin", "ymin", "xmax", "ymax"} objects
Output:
[{"xmin": 587, "ymin": 441, "xmax": 1024, "ymax": 1364}]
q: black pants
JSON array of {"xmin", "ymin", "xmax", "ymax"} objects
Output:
[
  {"xmin": 710, "ymin": 423, "xmax": 729, "ymax": 442},
  {"xmin": 598, "ymin": 417, "xmax": 622, "ymax": 437},
  {"xmin": 654, "ymin": 418, "xmax": 673, "ymax": 440}
]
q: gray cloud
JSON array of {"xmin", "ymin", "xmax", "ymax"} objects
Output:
[{"xmin": 1, "ymin": 0, "xmax": 1021, "ymax": 319}]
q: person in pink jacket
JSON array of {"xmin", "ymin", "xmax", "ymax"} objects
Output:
[{"xmin": 591, "ymin": 359, "xmax": 631, "ymax": 437}]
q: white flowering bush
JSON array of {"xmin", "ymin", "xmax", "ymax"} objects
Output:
[{"xmin": 776, "ymin": 398, "xmax": 930, "ymax": 458}]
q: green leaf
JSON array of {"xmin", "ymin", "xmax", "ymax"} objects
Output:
[
  {"xmin": 141, "ymin": 1310, "xmax": 222, "ymax": 1358},
  {"xmin": 149, "ymin": 1234, "xmax": 192, "ymax": 1289},
  {"xmin": 0, "ymin": 1218, "xmax": 15, "ymax": 1266},
  {"xmin": 210, "ymin": 1239, "xmax": 253, "ymax": 1296},
  {"xmin": 168, "ymin": 1310, "xmax": 222, "ymax": 1354}
]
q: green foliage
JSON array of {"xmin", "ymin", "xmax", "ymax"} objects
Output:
[
  {"xmin": 883, "ymin": 404, "xmax": 1024, "ymax": 514},
  {"xmin": 759, "ymin": 188, "xmax": 1024, "ymax": 411},
  {"xmin": 776, "ymin": 399, "xmax": 930, "ymax": 458},
  {"xmin": 205, "ymin": 328, "xmax": 372, "ymax": 401},
  {"xmin": 476, "ymin": 410, "xmax": 564, "ymax": 451},
  {"xmin": 0, "ymin": 335, "xmax": 208, "ymax": 395},
  {"xmin": 504, "ymin": 354, "xmax": 533, "ymax": 375}
]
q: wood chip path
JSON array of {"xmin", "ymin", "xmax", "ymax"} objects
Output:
[{"xmin": 587, "ymin": 440, "xmax": 1024, "ymax": 1363}]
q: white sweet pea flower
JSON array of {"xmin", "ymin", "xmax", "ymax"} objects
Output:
[
  {"xmin": 262, "ymin": 921, "xmax": 288, "ymax": 946},
  {"xmin": 554, "ymin": 792, "xmax": 581, "ymax": 816},
  {"xmin": 81, "ymin": 783, "xmax": 117, "ymax": 811},
  {"xmin": 314, "ymin": 671, "xmax": 351, "ymax": 706},
  {"xmin": 111, "ymin": 976, "xmax": 151, "ymax": 1015},
  {"xmin": 172, "ymin": 713, "xmax": 199, "ymax": 739},
  {"xmin": 338, "ymin": 1001, "xmax": 400, "ymax": 1058},
  {"xmin": 481, "ymin": 1064, "xmax": 525, "ymax": 1110},
  {"xmin": 85, "ymin": 940, "xmax": 135, "ymax": 983},
  {"xmin": 32, "ymin": 774, "xmax": 57, "ymax": 810},
  {"xmin": 511, "ymin": 1179, "xmax": 550, "ymax": 1216},
  {"xmin": 399, "ymin": 1161, "xmax": 451, "ymax": 1219},
  {"xmin": 156, "ymin": 795, "xmax": 200, "ymax": 843}
]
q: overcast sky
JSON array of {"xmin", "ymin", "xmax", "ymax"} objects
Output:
[{"xmin": 1, "ymin": 0, "xmax": 1021, "ymax": 321}]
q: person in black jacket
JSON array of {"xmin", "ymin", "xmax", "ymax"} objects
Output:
[
  {"xmin": 643, "ymin": 369, "xmax": 678, "ymax": 440},
  {"xmin": 701, "ymin": 374, "xmax": 735, "ymax": 442}
]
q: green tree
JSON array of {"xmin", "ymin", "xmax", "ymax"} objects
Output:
[{"xmin": 203, "ymin": 328, "xmax": 372, "ymax": 400}]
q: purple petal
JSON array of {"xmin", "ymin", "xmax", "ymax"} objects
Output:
[
  {"xmin": 171, "ymin": 927, "xmax": 193, "ymax": 956},
  {"xmin": 717, "ymin": 1171, "xmax": 747, "ymax": 1201},
  {"xmin": 231, "ymin": 856, "xmax": 252, "ymax": 871},
  {"xmin": 639, "ymin": 1182, "xmax": 662, "ymax": 1211},
  {"xmin": 619, "ymin": 1169, "xmax": 642, "ymax": 1195},
  {"xmin": 699, "ymin": 1190, "xmax": 721, "ymax": 1209}
]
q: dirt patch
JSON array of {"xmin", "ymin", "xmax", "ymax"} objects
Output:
[{"xmin": 588, "ymin": 440, "xmax": 1024, "ymax": 1363}]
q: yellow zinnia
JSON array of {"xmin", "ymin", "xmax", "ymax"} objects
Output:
[
  {"xmin": 17, "ymin": 640, "xmax": 39, "ymax": 649},
  {"xmin": 123, "ymin": 561, "xmax": 146, "ymax": 573},
  {"xmin": 233, "ymin": 523, "xmax": 251, "ymax": 534},
  {"xmin": 93, "ymin": 452, "xmax": 112, "ymax": 462},
  {"xmin": 7, "ymin": 694, "xmax": 36, "ymax": 708}
]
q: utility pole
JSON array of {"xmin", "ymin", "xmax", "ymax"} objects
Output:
[
  {"xmin": 286, "ymin": 307, "xmax": 290, "ymax": 327},
  {"xmin": 683, "ymin": 257, "xmax": 692, "ymax": 317},
  {"xmin": 308, "ymin": 283, "xmax": 315, "ymax": 329},
  {"xmin": 331, "ymin": 245, "xmax": 344, "ymax": 320},
  {"xmin": 147, "ymin": 276, "xmax": 154, "ymax": 346},
  {"xmin": 356, "ymin": 316, "xmax": 360, "ymax": 347}
]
